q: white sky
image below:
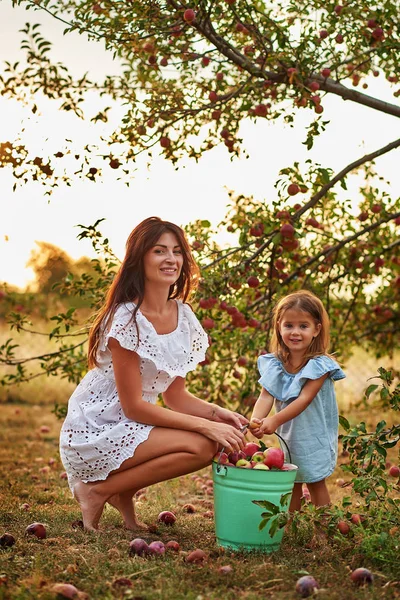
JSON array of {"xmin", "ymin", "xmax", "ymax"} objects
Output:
[{"xmin": 0, "ymin": 1, "xmax": 398, "ymax": 288}]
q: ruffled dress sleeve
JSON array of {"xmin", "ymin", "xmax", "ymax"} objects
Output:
[
  {"xmin": 258, "ymin": 353, "xmax": 345, "ymax": 403},
  {"xmin": 99, "ymin": 301, "xmax": 209, "ymax": 378}
]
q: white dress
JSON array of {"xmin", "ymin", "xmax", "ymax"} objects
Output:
[{"xmin": 59, "ymin": 300, "xmax": 209, "ymax": 492}]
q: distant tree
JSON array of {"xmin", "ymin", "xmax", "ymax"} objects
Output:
[{"xmin": 26, "ymin": 241, "xmax": 73, "ymax": 293}]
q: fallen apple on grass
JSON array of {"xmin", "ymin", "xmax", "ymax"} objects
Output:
[
  {"xmin": 0, "ymin": 533, "xmax": 16, "ymax": 548},
  {"xmin": 25, "ymin": 522, "xmax": 47, "ymax": 539},
  {"xmin": 295, "ymin": 575, "xmax": 320, "ymax": 597},
  {"xmin": 129, "ymin": 538, "xmax": 150, "ymax": 556},
  {"xmin": 350, "ymin": 567, "xmax": 374, "ymax": 586},
  {"xmin": 157, "ymin": 511, "xmax": 176, "ymax": 525},
  {"xmin": 50, "ymin": 583, "xmax": 80, "ymax": 599}
]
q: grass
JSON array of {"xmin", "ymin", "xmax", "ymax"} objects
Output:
[{"xmin": 1, "ymin": 402, "xmax": 399, "ymax": 600}]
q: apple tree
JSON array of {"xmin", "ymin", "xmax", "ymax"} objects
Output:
[{"xmin": 0, "ymin": 0, "xmax": 399, "ymax": 406}]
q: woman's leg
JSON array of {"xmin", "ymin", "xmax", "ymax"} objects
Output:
[
  {"xmin": 74, "ymin": 427, "xmax": 218, "ymax": 531},
  {"xmin": 107, "ymin": 492, "xmax": 147, "ymax": 531},
  {"xmin": 289, "ymin": 482, "xmax": 303, "ymax": 512},
  {"xmin": 307, "ymin": 479, "xmax": 330, "ymax": 506}
]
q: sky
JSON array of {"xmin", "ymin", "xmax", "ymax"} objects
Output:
[{"xmin": 0, "ymin": 1, "xmax": 398, "ymax": 288}]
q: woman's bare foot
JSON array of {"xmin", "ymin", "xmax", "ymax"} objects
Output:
[
  {"xmin": 107, "ymin": 494, "xmax": 148, "ymax": 531},
  {"xmin": 73, "ymin": 481, "xmax": 105, "ymax": 531}
]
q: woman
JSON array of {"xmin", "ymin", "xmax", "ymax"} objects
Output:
[{"xmin": 60, "ymin": 216, "xmax": 248, "ymax": 530}]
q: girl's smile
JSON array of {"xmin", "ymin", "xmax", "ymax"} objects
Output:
[{"xmin": 279, "ymin": 308, "xmax": 321, "ymax": 355}]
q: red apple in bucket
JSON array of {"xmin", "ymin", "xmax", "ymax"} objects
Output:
[
  {"xmin": 263, "ymin": 447, "xmax": 284, "ymax": 469},
  {"xmin": 243, "ymin": 442, "xmax": 260, "ymax": 458}
]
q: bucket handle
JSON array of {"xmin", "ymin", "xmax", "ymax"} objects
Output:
[{"xmin": 215, "ymin": 426, "xmax": 292, "ymax": 474}]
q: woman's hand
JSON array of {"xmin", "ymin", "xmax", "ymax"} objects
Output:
[
  {"xmin": 211, "ymin": 406, "xmax": 249, "ymax": 430},
  {"xmin": 203, "ymin": 420, "xmax": 246, "ymax": 453}
]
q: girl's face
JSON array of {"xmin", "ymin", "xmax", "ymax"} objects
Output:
[
  {"xmin": 278, "ymin": 308, "xmax": 321, "ymax": 355},
  {"xmin": 143, "ymin": 232, "xmax": 183, "ymax": 286}
]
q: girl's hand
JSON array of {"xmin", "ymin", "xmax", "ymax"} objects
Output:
[
  {"xmin": 205, "ymin": 421, "xmax": 246, "ymax": 452},
  {"xmin": 248, "ymin": 418, "xmax": 264, "ymax": 439},
  {"xmin": 259, "ymin": 416, "xmax": 277, "ymax": 435},
  {"xmin": 211, "ymin": 406, "xmax": 249, "ymax": 430}
]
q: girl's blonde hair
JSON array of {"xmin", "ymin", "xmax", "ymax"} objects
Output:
[{"xmin": 270, "ymin": 290, "xmax": 331, "ymax": 365}]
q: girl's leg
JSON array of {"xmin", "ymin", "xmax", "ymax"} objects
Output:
[
  {"xmin": 289, "ymin": 482, "xmax": 303, "ymax": 512},
  {"xmin": 307, "ymin": 479, "xmax": 331, "ymax": 506},
  {"xmin": 74, "ymin": 427, "xmax": 218, "ymax": 531}
]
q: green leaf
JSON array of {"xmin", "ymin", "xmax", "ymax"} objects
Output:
[
  {"xmin": 365, "ymin": 384, "xmax": 379, "ymax": 398},
  {"xmin": 339, "ymin": 415, "xmax": 350, "ymax": 430}
]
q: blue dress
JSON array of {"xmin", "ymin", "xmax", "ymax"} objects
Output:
[{"xmin": 257, "ymin": 353, "xmax": 346, "ymax": 483}]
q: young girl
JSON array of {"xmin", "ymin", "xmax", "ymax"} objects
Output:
[
  {"xmin": 249, "ymin": 290, "xmax": 345, "ymax": 512},
  {"xmin": 59, "ymin": 216, "xmax": 248, "ymax": 531}
]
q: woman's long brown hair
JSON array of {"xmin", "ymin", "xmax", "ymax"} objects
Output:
[
  {"xmin": 270, "ymin": 289, "xmax": 331, "ymax": 368},
  {"xmin": 87, "ymin": 217, "xmax": 199, "ymax": 368}
]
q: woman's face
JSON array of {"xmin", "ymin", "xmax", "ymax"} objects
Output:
[{"xmin": 143, "ymin": 232, "xmax": 183, "ymax": 286}]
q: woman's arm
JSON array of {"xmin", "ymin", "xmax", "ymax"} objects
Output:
[
  {"xmin": 163, "ymin": 377, "xmax": 248, "ymax": 430},
  {"xmin": 258, "ymin": 374, "xmax": 329, "ymax": 435},
  {"xmin": 109, "ymin": 338, "xmax": 246, "ymax": 450}
]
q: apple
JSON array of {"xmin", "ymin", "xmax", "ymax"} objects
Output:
[
  {"xmin": 165, "ymin": 540, "xmax": 180, "ymax": 552},
  {"xmin": 319, "ymin": 29, "xmax": 329, "ymax": 39},
  {"xmin": 208, "ymin": 90, "xmax": 218, "ymax": 102},
  {"xmin": 263, "ymin": 447, "xmax": 284, "ymax": 469},
  {"xmin": 336, "ymin": 478, "xmax": 345, "ymax": 487},
  {"xmin": 287, "ymin": 183, "xmax": 300, "ymax": 196},
  {"xmin": 129, "ymin": 538, "xmax": 150, "ymax": 556},
  {"xmin": 248, "ymin": 418, "xmax": 261, "ymax": 430},
  {"xmin": 247, "ymin": 276, "xmax": 259, "ymax": 288},
  {"xmin": 157, "ymin": 511, "xmax": 176, "ymax": 525},
  {"xmin": 321, "ymin": 67, "xmax": 331, "ymax": 78},
  {"xmin": 0, "ymin": 533, "xmax": 16, "ymax": 547},
  {"xmin": 236, "ymin": 459, "xmax": 251, "ymax": 468},
  {"xmin": 182, "ymin": 503, "xmax": 196, "ymax": 513},
  {"xmin": 351, "ymin": 513, "xmax": 363, "ymax": 525},
  {"xmin": 295, "ymin": 575, "xmax": 319, "ymax": 597},
  {"xmin": 253, "ymin": 463, "xmax": 270, "ymax": 470},
  {"xmin": 186, "ymin": 548, "xmax": 207, "ymax": 563},
  {"xmin": 51, "ymin": 583, "xmax": 80, "ymax": 599},
  {"xmin": 112, "ymin": 578, "xmax": 133, "ymax": 589},
  {"xmin": 218, "ymin": 565, "xmax": 233, "ymax": 574},
  {"xmin": 337, "ymin": 520, "xmax": 350, "ymax": 535},
  {"xmin": 201, "ymin": 56, "xmax": 210, "ymax": 67},
  {"xmin": 213, "ymin": 451, "xmax": 229, "ymax": 464},
  {"xmin": 243, "ymin": 442, "xmax": 260, "ymax": 457},
  {"xmin": 389, "ymin": 465, "xmax": 400, "ymax": 477},
  {"xmin": 251, "ymin": 451, "xmax": 265, "ymax": 463},
  {"xmin": 350, "ymin": 567, "xmax": 373, "ymax": 585},
  {"xmin": 335, "ymin": 33, "xmax": 344, "ymax": 43},
  {"xmin": 280, "ymin": 223, "xmax": 295, "ymax": 238},
  {"xmin": 160, "ymin": 136, "xmax": 171, "ymax": 148},
  {"xmin": 183, "ymin": 8, "xmax": 195, "ymax": 22},
  {"xmin": 25, "ymin": 523, "xmax": 46, "ymax": 539},
  {"xmin": 148, "ymin": 540, "xmax": 165, "ymax": 555},
  {"xmin": 202, "ymin": 317, "xmax": 215, "ymax": 329},
  {"xmin": 309, "ymin": 81, "xmax": 320, "ymax": 92},
  {"xmin": 228, "ymin": 450, "xmax": 246, "ymax": 464}
]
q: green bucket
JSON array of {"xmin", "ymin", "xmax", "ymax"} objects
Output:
[{"xmin": 212, "ymin": 461, "xmax": 298, "ymax": 552}]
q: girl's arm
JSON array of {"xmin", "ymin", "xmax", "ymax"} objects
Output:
[
  {"xmin": 258, "ymin": 374, "xmax": 329, "ymax": 435},
  {"xmin": 248, "ymin": 388, "xmax": 274, "ymax": 439},
  {"xmin": 251, "ymin": 388, "xmax": 275, "ymax": 421},
  {"xmin": 109, "ymin": 338, "xmax": 246, "ymax": 451},
  {"xmin": 162, "ymin": 377, "xmax": 248, "ymax": 430}
]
